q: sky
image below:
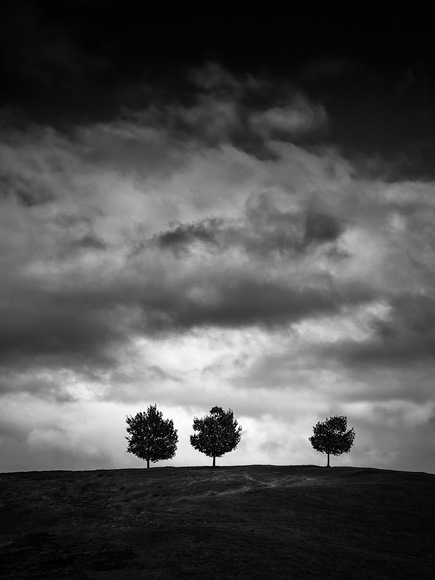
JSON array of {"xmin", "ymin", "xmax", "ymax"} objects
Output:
[{"xmin": 1, "ymin": 1, "xmax": 435, "ymax": 473}]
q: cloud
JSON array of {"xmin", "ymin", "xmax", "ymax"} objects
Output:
[
  {"xmin": 0, "ymin": 397, "xmax": 134, "ymax": 471},
  {"xmin": 126, "ymin": 191, "xmax": 377, "ymax": 334},
  {"xmin": 189, "ymin": 61, "xmax": 245, "ymax": 92},
  {"xmin": 1, "ymin": 62, "xmax": 435, "ymax": 473},
  {"xmin": 0, "ymin": 286, "xmax": 126, "ymax": 369},
  {"xmin": 0, "ymin": 96, "xmax": 346, "ymax": 376},
  {"xmin": 153, "ymin": 218, "xmax": 222, "ymax": 255},
  {"xmin": 250, "ymin": 98, "xmax": 328, "ymax": 139},
  {"xmin": 151, "ymin": 195, "xmax": 343, "ymax": 258},
  {"xmin": 318, "ymin": 294, "xmax": 435, "ymax": 368},
  {"xmin": 0, "ymin": 369, "xmax": 78, "ymax": 402},
  {"xmin": 121, "ymin": 63, "xmax": 329, "ymax": 158}
]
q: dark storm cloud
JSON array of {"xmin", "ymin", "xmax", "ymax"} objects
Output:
[
  {"xmin": 304, "ymin": 210, "xmax": 342, "ymax": 245},
  {"xmin": 2, "ymin": 0, "xmax": 435, "ymax": 184},
  {"xmin": 152, "ymin": 194, "xmax": 344, "ymax": 258},
  {"xmin": 117, "ymin": 62, "xmax": 328, "ymax": 161},
  {"xmin": 0, "ymin": 64, "xmax": 339, "ymax": 382},
  {"xmin": 0, "ymin": 371, "xmax": 76, "ymax": 403},
  {"xmin": 0, "ymin": 172, "xmax": 54, "ymax": 207},
  {"xmin": 1, "ymin": 1, "xmax": 333, "ymax": 128},
  {"xmin": 70, "ymin": 234, "xmax": 107, "ymax": 251},
  {"xmin": 0, "ymin": 279, "xmax": 132, "ymax": 371},
  {"xmin": 117, "ymin": 191, "xmax": 369, "ymax": 334},
  {"xmin": 0, "ymin": 1, "xmax": 325, "ymax": 124},
  {"xmin": 0, "ymin": 186, "xmax": 356, "ymax": 376},
  {"xmin": 0, "ymin": 141, "xmax": 55, "ymax": 207},
  {"xmin": 3, "ymin": 59, "xmax": 431, "ymax": 393},
  {"xmin": 319, "ymin": 294, "xmax": 435, "ymax": 368},
  {"xmin": 3, "ymin": 64, "xmax": 324, "ymax": 184},
  {"xmin": 154, "ymin": 218, "xmax": 221, "ymax": 254},
  {"xmin": 77, "ymin": 122, "xmax": 193, "ymax": 178},
  {"xmin": 136, "ymin": 275, "xmax": 339, "ymax": 331}
]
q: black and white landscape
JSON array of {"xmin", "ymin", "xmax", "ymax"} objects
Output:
[{"xmin": 1, "ymin": 2, "xmax": 435, "ymax": 475}]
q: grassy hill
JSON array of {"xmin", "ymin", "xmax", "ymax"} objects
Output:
[{"xmin": 1, "ymin": 464, "xmax": 434, "ymax": 579}]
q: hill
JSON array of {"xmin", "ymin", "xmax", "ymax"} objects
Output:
[{"xmin": 1, "ymin": 464, "xmax": 434, "ymax": 579}]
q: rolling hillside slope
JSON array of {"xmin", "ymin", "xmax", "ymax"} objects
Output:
[{"xmin": 1, "ymin": 465, "xmax": 434, "ymax": 579}]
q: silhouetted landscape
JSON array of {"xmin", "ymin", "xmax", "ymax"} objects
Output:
[{"xmin": 1, "ymin": 464, "xmax": 434, "ymax": 579}]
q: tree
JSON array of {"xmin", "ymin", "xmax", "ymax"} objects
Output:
[
  {"xmin": 190, "ymin": 406, "xmax": 242, "ymax": 467},
  {"xmin": 126, "ymin": 405, "xmax": 178, "ymax": 468},
  {"xmin": 309, "ymin": 415, "xmax": 355, "ymax": 467}
]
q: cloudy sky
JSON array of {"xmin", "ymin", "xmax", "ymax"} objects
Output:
[{"xmin": 1, "ymin": 1, "xmax": 435, "ymax": 473}]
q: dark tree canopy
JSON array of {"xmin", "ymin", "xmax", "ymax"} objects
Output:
[
  {"xmin": 190, "ymin": 406, "xmax": 242, "ymax": 467},
  {"xmin": 126, "ymin": 405, "xmax": 178, "ymax": 468},
  {"xmin": 309, "ymin": 415, "xmax": 355, "ymax": 467}
]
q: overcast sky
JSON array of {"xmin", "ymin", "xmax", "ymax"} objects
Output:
[{"xmin": 1, "ymin": 1, "xmax": 435, "ymax": 473}]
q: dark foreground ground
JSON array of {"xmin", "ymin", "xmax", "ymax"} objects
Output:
[{"xmin": 1, "ymin": 464, "xmax": 434, "ymax": 579}]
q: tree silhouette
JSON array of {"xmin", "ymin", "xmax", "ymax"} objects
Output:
[
  {"xmin": 309, "ymin": 415, "xmax": 355, "ymax": 467},
  {"xmin": 126, "ymin": 405, "xmax": 178, "ymax": 468},
  {"xmin": 190, "ymin": 406, "xmax": 242, "ymax": 467}
]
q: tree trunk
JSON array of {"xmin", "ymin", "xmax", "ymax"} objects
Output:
[
  {"xmin": 327, "ymin": 453, "xmax": 330, "ymax": 467},
  {"xmin": 212, "ymin": 456, "xmax": 216, "ymax": 468},
  {"xmin": 147, "ymin": 459, "xmax": 150, "ymax": 469}
]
